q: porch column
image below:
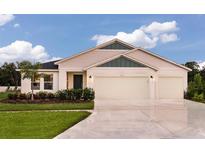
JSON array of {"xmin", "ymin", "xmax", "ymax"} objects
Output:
[
  {"xmin": 21, "ymin": 74, "xmax": 31, "ymax": 93},
  {"xmin": 40, "ymin": 77, "xmax": 44, "ymax": 91},
  {"xmin": 59, "ymin": 70, "xmax": 67, "ymax": 90}
]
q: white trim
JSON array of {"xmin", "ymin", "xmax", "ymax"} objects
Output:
[
  {"xmin": 158, "ymin": 75, "xmax": 184, "ymax": 78},
  {"xmin": 59, "ymin": 68, "xmax": 83, "ymax": 72},
  {"xmin": 37, "ymin": 69, "xmax": 59, "ymax": 72},
  {"xmin": 16, "ymin": 69, "xmax": 59, "ymax": 72},
  {"xmin": 158, "ymin": 68, "xmax": 188, "ymax": 70},
  {"xmin": 96, "ymin": 49, "xmax": 130, "ymax": 52},
  {"xmin": 90, "ymin": 67, "xmax": 152, "ymax": 70},
  {"xmin": 94, "ymin": 75, "xmax": 150, "ymax": 78}
]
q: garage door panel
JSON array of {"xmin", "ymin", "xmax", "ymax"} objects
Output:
[
  {"xmin": 94, "ymin": 77, "xmax": 149, "ymax": 100},
  {"xmin": 158, "ymin": 77, "xmax": 183, "ymax": 99}
]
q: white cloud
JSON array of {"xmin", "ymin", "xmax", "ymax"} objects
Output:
[
  {"xmin": 198, "ymin": 60, "xmax": 205, "ymax": 70},
  {"xmin": 160, "ymin": 33, "xmax": 178, "ymax": 43},
  {"xmin": 141, "ymin": 21, "xmax": 178, "ymax": 36},
  {"xmin": 0, "ymin": 40, "xmax": 60, "ymax": 65},
  {"xmin": 0, "ymin": 14, "xmax": 15, "ymax": 27},
  {"xmin": 13, "ymin": 23, "xmax": 20, "ymax": 28},
  {"xmin": 92, "ymin": 21, "xmax": 179, "ymax": 49}
]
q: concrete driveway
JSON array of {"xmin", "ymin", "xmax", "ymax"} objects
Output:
[{"xmin": 55, "ymin": 100, "xmax": 205, "ymax": 139}]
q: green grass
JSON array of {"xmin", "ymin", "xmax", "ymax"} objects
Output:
[
  {"xmin": 0, "ymin": 102, "xmax": 94, "ymax": 111},
  {"xmin": 0, "ymin": 111, "xmax": 91, "ymax": 139},
  {"xmin": 0, "ymin": 92, "xmax": 10, "ymax": 100}
]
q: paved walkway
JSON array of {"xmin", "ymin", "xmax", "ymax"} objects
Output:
[
  {"xmin": 55, "ymin": 100, "xmax": 205, "ymax": 139},
  {"xmin": 0, "ymin": 109, "xmax": 93, "ymax": 113}
]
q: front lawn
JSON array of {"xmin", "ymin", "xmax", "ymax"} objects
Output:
[
  {"xmin": 0, "ymin": 102, "xmax": 94, "ymax": 111},
  {"xmin": 0, "ymin": 92, "xmax": 10, "ymax": 100},
  {"xmin": 0, "ymin": 111, "xmax": 91, "ymax": 139}
]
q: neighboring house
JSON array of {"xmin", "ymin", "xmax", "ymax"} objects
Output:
[{"xmin": 21, "ymin": 39, "xmax": 191, "ymax": 101}]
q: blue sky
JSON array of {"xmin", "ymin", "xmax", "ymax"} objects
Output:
[{"xmin": 0, "ymin": 14, "xmax": 205, "ymax": 66}]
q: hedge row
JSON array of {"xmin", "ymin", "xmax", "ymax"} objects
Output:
[{"xmin": 8, "ymin": 88, "xmax": 95, "ymax": 101}]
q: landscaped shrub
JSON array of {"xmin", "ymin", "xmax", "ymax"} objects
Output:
[
  {"xmin": 66, "ymin": 89, "xmax": 72, "ymax": 100},
  {"xmin": 8, "ymin": 93, "xmax": 18, "ymax": 100},
  {"xmin": 47, "ymin": 92, "xmax": 55, "ymax": 99},
  {"xmin": 7, "ymin": 93, "xmax": 13, "ymax": 100},
  {"xmin": 36, "ymin": 91, "xmax": 48, "ymax": 99},
  {"xmin": 83, "ymin": 88, "xmax": 95, "ymax": 101},
  {"xmin": 26, "ymin": 92, "xmax": 32, "ymax": 100},
  {"xmin": 193, "ymin": 93, "xmax": 204, "ymax": 102},
  {"xmin": 72, "ymin": 89, "xmax": 83, "ymax": 100},
  {"xmin": 55, "ymin": 90, "xmax": 67, "ymax": 100},
  {"xmin": 89, "ymin": 89, "xmax": 95, "ymax": 100},
  {"xmin": 19, "ymin": 93, "xmax": 27, "ymax": 99},
  {"xmin": 184, "ymin": 91, "xmax": 188, "ymax": 99},
  {"xmin": 34, "ymin": 93, "xmax": 40, "ymax": 99},
  {"xmin": 6, "ymin": 88, "xmax": 95, "ymax": 102},
  {"xmin": 54, "ymin": 88, "xmax": 94, "ymax": 101}
]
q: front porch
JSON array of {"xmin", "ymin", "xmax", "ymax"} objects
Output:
[{"xmin": 58, "ymin": 71, "xmax": 88, "ymax": 90}]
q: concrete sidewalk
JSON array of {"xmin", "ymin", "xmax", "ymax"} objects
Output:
[{"xmin": 0, "ymin": 109, "xmax": 93, "ymax": 113}]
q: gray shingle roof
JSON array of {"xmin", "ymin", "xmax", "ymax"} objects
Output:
[{"xmin": 40, "ymin": 60, "xmax": 60, "ymax": 69}]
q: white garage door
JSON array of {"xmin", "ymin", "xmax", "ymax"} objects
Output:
[
  {"xmin": 158, "ymin": 77, "xmax": 184, "ymax": 99},
  {"xmin": 94, "ymin": 76, "xmax": 149, "ymax": 100}
]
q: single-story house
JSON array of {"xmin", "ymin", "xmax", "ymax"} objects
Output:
[{"xmin": 21, "ymin": 39, "xmax": 191, "ymax": 102}]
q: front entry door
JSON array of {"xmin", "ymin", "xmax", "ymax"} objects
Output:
[{"xmin": 73, "ymin": 75, "xmax": 83, "ymax": 89}]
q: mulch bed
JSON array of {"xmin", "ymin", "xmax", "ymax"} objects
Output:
[{"xmin": 0, "ymin": 99, "xmax": 92, "ymax": 104}]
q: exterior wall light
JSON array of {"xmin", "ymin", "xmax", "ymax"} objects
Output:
[
  {"xmin": 150, "ymin": 76, "xmax": 153, "ymax": 79},
  {"xmin": 89, "ymin": 75, "xmax": 92, "ymax": 79}
]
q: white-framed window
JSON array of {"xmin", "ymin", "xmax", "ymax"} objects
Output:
[
  {"xmin": 44, "ymin": 74, "xmax": 53, "ymax": 90},
  {"xmin": 31, "ymin": 75, "xmax": 40, "ymax": 90}
]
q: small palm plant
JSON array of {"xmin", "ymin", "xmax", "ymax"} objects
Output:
[{"xmin": 18, "ymin": 61, "xmax": 41, "ymax": 100}]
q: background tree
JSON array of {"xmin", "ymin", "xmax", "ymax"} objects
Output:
[
  {"xmin": 18, "ymin": 61, "xmax": 41, "ymax": 100},
  {"xmin": 0, "ymin": 62, "xmax": 20, "ymax": 88},
  {"xmin": 187, "ymin": 73, "xmax": 203, "ymax": 94},
  {"xmin": 185, "ymin": 61, "xmax": 200, "ymax": 82},
  {"xmin": 200, "ymin": 66, "xmax": 205, "ymax": 82},
  {"xmin": 187, "ymin": 73, "xmax": 205, "ymax": 101}
]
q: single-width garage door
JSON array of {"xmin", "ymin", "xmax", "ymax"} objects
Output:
[
  {"xmin": 94, "ymin": 76, "xmax": 149, "ymax": 100},
  {"xmin": 158, "ymin": 77, "xmax": 184, "ymax": 99}
]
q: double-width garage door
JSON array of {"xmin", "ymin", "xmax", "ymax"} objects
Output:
[
  {"xmin": 94, "ymin": 76, "xmax": 184, "ymax": 100},
  {"xmin": 94, "ymin": 76, "xmax": 149, "ymax": 100}
]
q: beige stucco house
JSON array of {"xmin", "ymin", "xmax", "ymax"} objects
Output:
[{"xmin": 21, "ymin": 39, "xmax": 191, "ymax": 102}]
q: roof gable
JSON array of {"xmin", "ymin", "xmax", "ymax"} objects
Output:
[
  {"xmin": 55, "ymin": 38, "xmax": 191, "ymax": 71},
  {"xmin": 84, "ymin": 53, "xmax": 158, "ymax": 71},
  {"xmin": 98, "ymin": 56, "xmax": 146, "ymax": 67},
  {"xmin": 99, "ymin": 41, "xmax": 134, "ymax": 50},
  {"xmin": 55, "ymin": 39, "xmax": 136, "ymax": 65}
]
